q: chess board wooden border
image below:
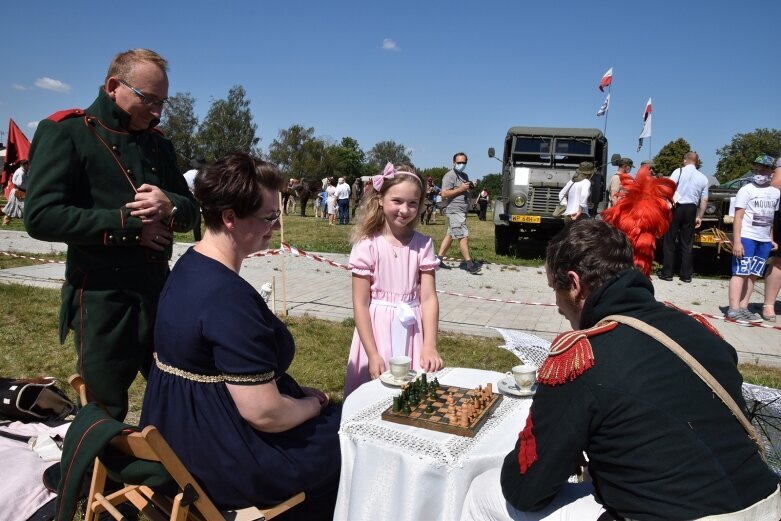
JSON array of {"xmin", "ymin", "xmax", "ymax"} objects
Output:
[{"xmin": 380, "ymin": 384, "xmax": 503, "ymax": 438}]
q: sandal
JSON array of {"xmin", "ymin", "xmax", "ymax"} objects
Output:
[{"xmin": 761, "ymin": 305, "xmax": 777, "ymax": 322}]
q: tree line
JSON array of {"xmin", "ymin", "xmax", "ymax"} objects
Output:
[{"xmin": 160, "ymin": 84, "xmax": 777, "ymax": 191}]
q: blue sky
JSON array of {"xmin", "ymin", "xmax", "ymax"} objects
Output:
[{"xmin": 3, "ymin": 0, "xmax": 780, "ymax": 180}]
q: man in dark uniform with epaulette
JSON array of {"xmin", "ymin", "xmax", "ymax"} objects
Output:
[
  {"xmin": 461, "ymin": 219, "xmax": 780, "ymax": 520},
  {"xmin": 25, "ymin": 49, "xmax": 198, "ymax": 420}
]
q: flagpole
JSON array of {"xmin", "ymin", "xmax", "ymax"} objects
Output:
[{"xmin": 603, "ymin": 85, "xmax": 610, "ymax": 136}]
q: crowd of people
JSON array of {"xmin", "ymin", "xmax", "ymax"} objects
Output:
[{"xmin": 7, "ymin": 46, "xmax": 781, "ymax": 520}]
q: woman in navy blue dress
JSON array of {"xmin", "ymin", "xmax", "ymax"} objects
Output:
[{"xmin": 141, "ymin": 152, "xmax": 341, "ymax": 520}]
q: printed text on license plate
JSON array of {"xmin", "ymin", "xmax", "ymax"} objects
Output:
[{"xmin": 511, "ymin": 215, "xmax": 541, "ymax": 223}]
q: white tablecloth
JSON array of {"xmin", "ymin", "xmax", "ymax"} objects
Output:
[{"xmin": 335, "ymin": 367, "xmax": 532, "ymax": 521}]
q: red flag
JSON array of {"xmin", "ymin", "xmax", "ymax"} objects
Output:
[
  {"xmin": 2, "ymin": 119, "xmax": 32, "ymax": 197},
  {"xmin": 598, "ymin": 67, "xmax": 613, "ymax": 92},
  {"xmin": 642, "ymin": 97, "xmax": 652, "ymax": 121}
]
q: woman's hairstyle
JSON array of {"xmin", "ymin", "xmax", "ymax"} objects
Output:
[
  {"xmin": 351, "ymin": 163, "xmax": 424, "ymax": 243},
  {"xmin": 194, "ymin": 152, "xmax": 284, "ymax": 231}
]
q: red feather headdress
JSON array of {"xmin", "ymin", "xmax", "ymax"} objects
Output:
[{"xmin": 601, "ymin": 166, "xmax": 676, "ymax": 277}]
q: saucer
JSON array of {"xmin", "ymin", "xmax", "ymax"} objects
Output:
[
  {"xmin": 379, "ymin": 370, "xmax": 419, "ymax": 387},
  {"xmin": 497, "ymin": 376, "xmax": 536, "ymax": 397}
]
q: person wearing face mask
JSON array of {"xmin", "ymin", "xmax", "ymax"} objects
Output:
[
  {"xmin": 658, "ymin": 151, "xmax": 709, "ymax": 283},
  {"xmin": 24, "ymin": 49, "xmax": 198, "ymax": 420},
  {"xmin": 724, "ymin": 155, "xmax": 780, "ymax": 323},
  {"xmin": 437, "ymin": 152, "xmax": 480, "ymax": 273}
]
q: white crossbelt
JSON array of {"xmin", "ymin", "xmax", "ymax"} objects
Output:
[{"xmin": 370, "ymin": 299, "xmax": 420, "ymax": 357}]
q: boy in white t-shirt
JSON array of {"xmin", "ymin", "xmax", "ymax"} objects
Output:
[{"xmin": 726, "ymin": 155, "xmax": 780, "ymax": 323}]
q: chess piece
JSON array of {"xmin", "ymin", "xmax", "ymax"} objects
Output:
[
  {"xmin": 460, "ymin": 407, "xmax": 469, "ymax": 427},
  {"xmin": 393, "ymin": 396, "xmax": 401, "ymax": 412}
]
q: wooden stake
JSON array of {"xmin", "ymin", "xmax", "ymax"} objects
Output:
[
  {"xmin": 271, "ymin": 276, "xmax": 276, "ymax": 315},
  {"xmin": 278, "ymin": 192, "xmax": 288, "ymax": 316}
]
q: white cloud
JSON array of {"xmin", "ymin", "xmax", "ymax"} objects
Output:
[
  {"xmin": 27, "ymin": 121, "xmax": 39, "ymax": 131},
  {"xmin": 12, "ymin": 84, "xmax": 27, "ymax": 91},
  {"xmin": 34, "ymin": 77, "xmax": 72, "ymax": 93},
  {"xmin": 382, "ymin": 38, "xmax": 400, "ymax": 52}
]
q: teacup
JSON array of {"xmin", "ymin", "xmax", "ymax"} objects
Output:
[
  {"xmin": 389, "ymin": 356, "xmax": 412, "ymax": 380},
  {"xmin": 511, "ymin": 364, "xmax": 537, "ymax": 391}
]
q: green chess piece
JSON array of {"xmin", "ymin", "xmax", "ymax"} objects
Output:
[
  {"xmin": 402, "ymin": 403, "xmax": 411, "ymax": 414},
  {"xmin": 425, "ymin": 402, "xmax": 434, "ymax": 414},
  {"xmin": 393, "ymin": 396, "xmax": 401, "ymax": 412}
]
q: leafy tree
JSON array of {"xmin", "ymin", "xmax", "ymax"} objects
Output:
[
  {"xmin": 196, "ymin": 85, "xmax": 260, "ymax": 161},
  {"xmin": 331, "ymin": 137, "xmax": 365, "ymax": 181},
  {"xmin": 715, "ymin": 128, "xmax": 781, "ymax": 183},
  {"xmin": 158, "ymin": 92, "xmax": 199, "ymax": 173},
  {"xmin": 653, "ymin": 138, "xmax": 692, "ymax": 177},
  {"xmin": 367, "ymin": 140, "xmax": 411, "ymax": 168},
  {"xmin": 267, "ymin": 124, "xmax": 317, "ymax": 178}
]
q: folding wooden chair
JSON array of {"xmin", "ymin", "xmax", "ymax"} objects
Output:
[{"xmin": 67, "ymin": 374, "xmax": 305, "ymax": 521}]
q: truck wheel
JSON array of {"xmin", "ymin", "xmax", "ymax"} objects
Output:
[{"xmin": 495, "ymin": 226, "xmax": 511, "ymax": 255}]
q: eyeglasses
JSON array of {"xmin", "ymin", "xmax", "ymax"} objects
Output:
[
  {"xmin": 119, "ymin": 79, "xmax": 169, "ymax": 107},
  {"xmin": 249, "ymin": 208, "xmax": 282, "ymax": 225},
  {"xmin": 455, "ymin": 162, "xmax": 467, "ymax": 165}
]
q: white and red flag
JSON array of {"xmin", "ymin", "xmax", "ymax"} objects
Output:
[
  {"xmin": 598, "ymin": 67, "xmax": 613, "ymax": 92},
  {"xmin": 637, "ymin": 98, "xmax": 652, "ymax": 152}
]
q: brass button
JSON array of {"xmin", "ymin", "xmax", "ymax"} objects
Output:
[
  {"xmin": 126, "ymin": 168, "xmax": 132, "ymax": 174},
  {"xmin": 108, "ymin": 235, "xmax": 114, "ymax": 240},
  {"xmin": 135, "ymin": 235, "xmax": 140, "ymax": 241},
  {"xmin": 122, "ymin": 236, "xmax": 127, "ymax": 242},
  {"xmin": 112, "ymin": 145, "xmax": 118, "ymax": 151},
  {"xmin": 151, "ymin": 167, "xmax": 157, "ymax": 172}
]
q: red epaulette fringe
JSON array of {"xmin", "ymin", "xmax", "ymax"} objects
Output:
[
  {"xmin": 537, "ymin": 321, "xmax": 618, "ymax": 386},
  {"xmin": 664, "ymin": 301, "xmax": 722, "ymax": 338},
  {"xmin": 518, "ymin": 411, "xmax": 537, "ymax": 474}
]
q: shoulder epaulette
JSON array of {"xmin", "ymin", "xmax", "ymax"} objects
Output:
[
  {"xmin": 47, "ymin": 109, "xmax": 85, "ymax": 122},
  {"xmin": 664, "ymin": 301, "xmax": 722, "ymax": 339},
  {"xmin": 537, "ymin": 321, "xmax": 618, "ymax": 386}
]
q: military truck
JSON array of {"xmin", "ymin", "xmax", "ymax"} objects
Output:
[{"xmin": 489, "ymin": 127, "xmax": 608, "ymax": 254}]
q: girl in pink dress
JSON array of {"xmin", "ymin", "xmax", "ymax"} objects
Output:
[{"xmin": 344, "ymin": 163, "xmax": 444, "ymax": 397}]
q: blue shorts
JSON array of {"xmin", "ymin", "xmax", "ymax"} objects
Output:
[{"xmin": 732, "ymin": 238, "xmax": 772, "ymax": 277}]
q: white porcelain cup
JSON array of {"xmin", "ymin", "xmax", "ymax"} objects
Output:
[
  {"xmin": 511, "ymin": 364, "xmax": 537, "ymax": 391},
  {"xmin": 389, "ymin": 356, "xmax": 412, "ymax": 380}
]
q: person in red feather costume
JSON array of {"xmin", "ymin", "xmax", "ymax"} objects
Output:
[{"xmin": 601, "ymin": 164, "xmax": 676, "ymax": 276}]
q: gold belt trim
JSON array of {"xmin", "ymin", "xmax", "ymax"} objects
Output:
[{"xmin": 153, "ymin": 353, "xmax": 274, "ymax": 384}]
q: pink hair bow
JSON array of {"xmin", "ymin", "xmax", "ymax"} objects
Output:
[{"xmin": 373, "ymin": 162, "xmax": 396, "ymax": 191}]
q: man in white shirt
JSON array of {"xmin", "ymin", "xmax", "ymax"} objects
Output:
[
  {"xmin": 335, "ymin": 177, "xmax": 351, "ymax": 224},
  {"xmin": 659, "ymin": 152, "xmax": 709, "ymax": 283}
]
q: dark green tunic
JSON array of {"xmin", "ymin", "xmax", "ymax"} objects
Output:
[
  {"xmin": 25, "ymin": 88, "xmax": 198, "ymax": 419},
  {"xmin": 500, "ymin": 269, "xmax": 778, "ymax": 520}
]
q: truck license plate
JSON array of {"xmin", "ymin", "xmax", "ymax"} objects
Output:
[
  {"xmin": 698, "ymin": 235, "xmax": 719, "ymax": 244},
  {"xmin": 511, "ymin": 215, "xmax": 541, "ymax": 223}
]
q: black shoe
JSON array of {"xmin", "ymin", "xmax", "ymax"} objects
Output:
[
  {"xmin": 465, "ymin": 260, "xmax": 481, "ymax": 274},
  {"xmin": 656, "ymin": 271, "xmax": 673, "ymax": 281},
  {"xmin": 680, "ymin": 278, "xmax": 692, "ymax": 283},
  {"xmin": 436, "ymin": 255, "xmax": 451, "ymax": 269}
]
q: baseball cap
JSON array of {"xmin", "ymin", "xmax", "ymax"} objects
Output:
[
  {"xmin": 752, "ymin": 155, "xmax": 774, "ymax": 168},
  {"xmin": 619, "ymin": 157, "xmax": 634, "ymax": 167}
]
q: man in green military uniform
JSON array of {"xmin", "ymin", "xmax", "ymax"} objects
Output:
[{"xmin": 25, "ymin": 49, "xmax": 198, "ymax": 420}]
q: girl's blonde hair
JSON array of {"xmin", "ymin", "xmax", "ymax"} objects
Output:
[{"xmin": 351, "ymin": 164, "xmax": 425, "ymax": 243}]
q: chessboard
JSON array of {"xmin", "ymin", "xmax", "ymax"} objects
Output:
[{"xmin": 380, "ymin": 377, "xmax": 503, "ymax": 438}]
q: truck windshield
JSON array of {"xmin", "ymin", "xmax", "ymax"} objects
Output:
[
  {"xmin": 553, "ymin": 138, "xmax": 593, "ymax": 166},
  {"xmin": 512, "ymin": 137, "xmax": 552, "ymax": 165}
]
